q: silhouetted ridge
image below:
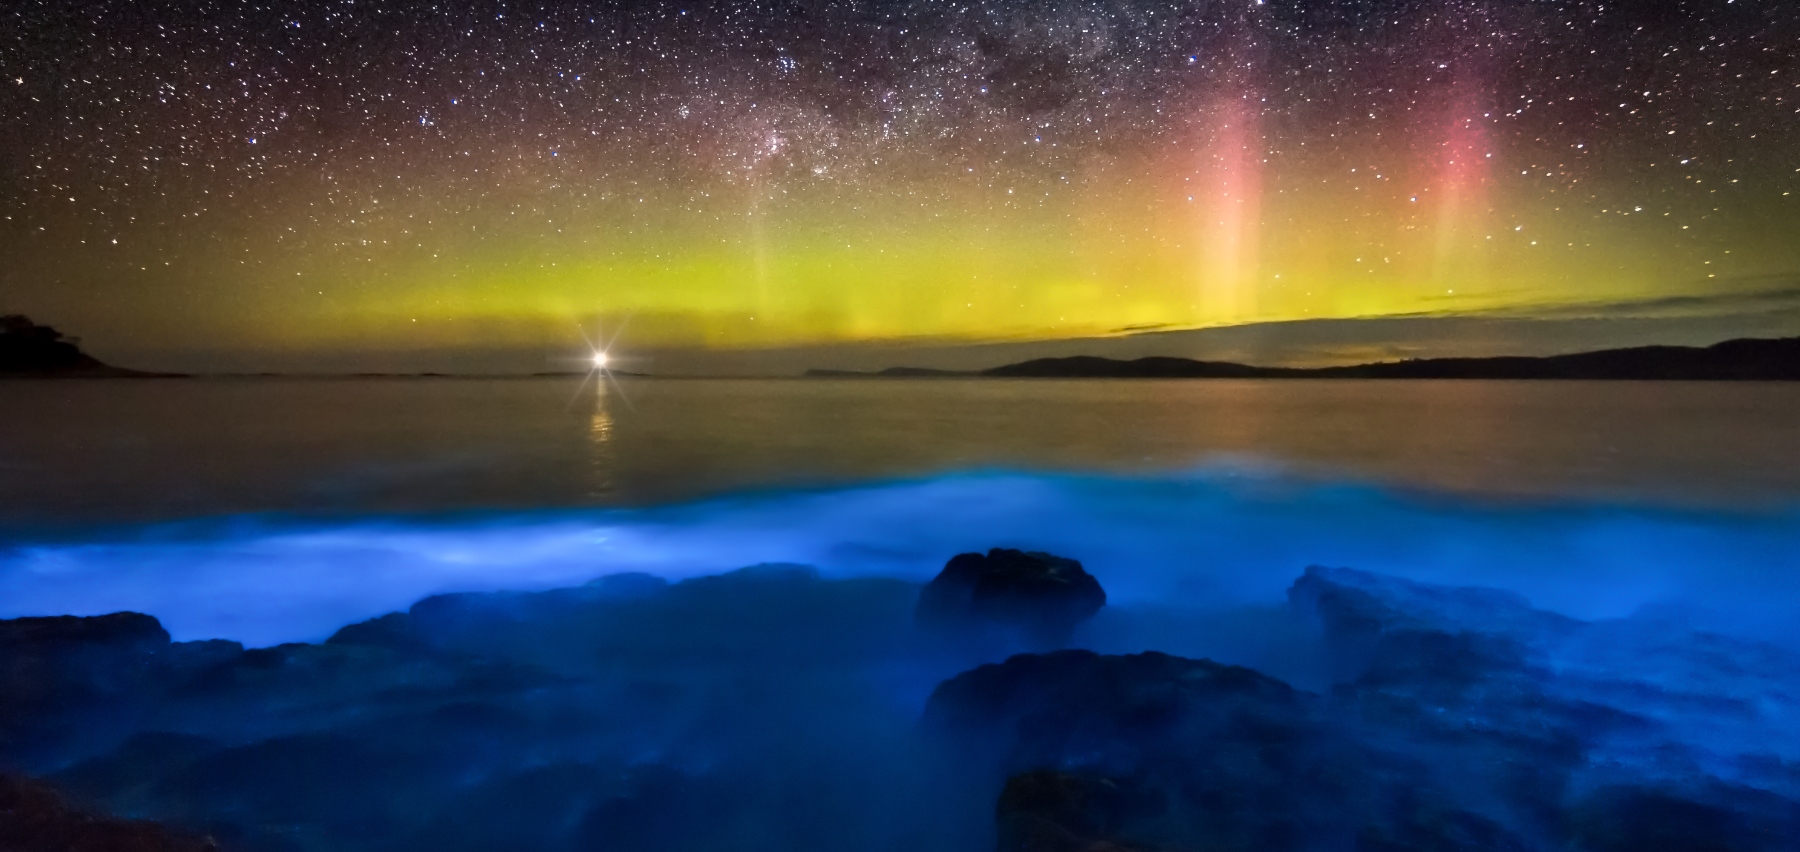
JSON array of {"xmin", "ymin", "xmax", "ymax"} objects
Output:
[
  {"xmin": 1303, "ymin": 336, "xmax": 1800, "ymax": 379},
  {"xmin": 815, "ymin": 336, "xmax": 1800, "ymax": 380},
  {"xmin": 984, "ymin": 355, "xmax": 1295, "ymax": 378},
  {"xmin": 804, "ymin": 366, "xmax": 964, "ymax": 377}
]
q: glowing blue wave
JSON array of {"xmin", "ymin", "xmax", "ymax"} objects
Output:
[{"xmin": 4, "ymin": 466, "xmax": 1798, "ymax": 647}]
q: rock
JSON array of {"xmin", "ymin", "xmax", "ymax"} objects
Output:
[
  {"xmin": 580, "ymin": 572, "xmax": 671, "ymax": 599},
  {"xmin": 325, "ymin": 612, "xmax": 420, "ymax": 649},
  {"xmin": 924, "ymin": 650, "xmax": 1309, "ymax": 753},
  {"xmin": 1284, "ymin": 567, "xmax": 1800, "ymax": 847},
  {"xmin": 0, "ymin": 611, "xmax": 246, "ymax": 771},
  {"xmin": 0, "ymin": 613, "xmax": 178, "ymax": 770},
  {"xmin": 0, "ymin": 772, "xmax": 216, "ymax": 851},
  {"xmin": 995, "ymin": 770, "xmax": 1166, "ymax": 852},
  {"xmin": 927, "ymin": 642, "xmax": 1763, "ymax": 852},
  {"xmin": 915, "ymin": 549, "xmax": 1106, "ymax": 644},
  {"xmin": 0, "ymin": 612, "xmax": 171, "ymax": 652},
  {"xmin": 1563, "ymin": 783, "xmax": 1800, "ymax": 852},
  {"xmin": 1289, "ymin": 566, "xmax": 1800, "ymax": 780},
  {"xmin": 9, "ymin": 564, "xmax": 1798, "ymax": 852},
  {"xmin": 1287, "ymin": 565, "xmax": 1578, "ymax": 650},
  {"xmin": 53, "ymin": 732, "xmax": 224, "ymax": 804},
  {"xmin": 925, "ymin": 650, "xmax": 1394, "ymax": 851}
]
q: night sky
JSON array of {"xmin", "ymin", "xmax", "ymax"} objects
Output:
[{"xmin": 2, "ymin": 0, "xmax": 1796, "ymax": 364}]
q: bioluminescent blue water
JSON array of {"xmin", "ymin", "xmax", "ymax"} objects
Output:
[
  {"xmin": 6, "ymin": 465, "xmax": 1797, "ymax": 648},
  {"xmin": 9, "ymin": 380, "xmax": 1800, "ymax": 850}
]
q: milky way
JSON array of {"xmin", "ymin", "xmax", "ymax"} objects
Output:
[{"xmin": 2, "ymin": 0, "xmax": 1796, "ymax": 356}]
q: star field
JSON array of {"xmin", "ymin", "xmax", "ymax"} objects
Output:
[{"xmin": 2, "ymin": 0, "xmax": 1796, "ymax": 354}]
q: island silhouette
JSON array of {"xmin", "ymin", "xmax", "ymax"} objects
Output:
[
  {"xmin": 0, "ymin": 315, "xmax": 181, "ymax": 378},
  {"xmin": 10, "ymin": 313, "xmax": 1799, "ymax": 380},
  {"xmin": 808, "ymin": 336, "xmax": 1800, "ymax": 381}
]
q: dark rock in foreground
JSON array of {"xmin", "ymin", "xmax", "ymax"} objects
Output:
[
  {"xmin": 5, "ymin": 560, "xmax": 1800, "ymax": 852},
  {"xmin": 0, "ymin": 773, "xmax": 215, "ymax": 851},
  {"xmin": 1290, "ymin": 564, "xmax": 1800, "ymax": 771},
  {"xmin": 928, "ymin": 650, "xmax": 1443, "ymax": 852},
  {"xmin": 916, "ymin": 549, "xmax": 1106, "ymax": 646},
  {"xmin": 919, "ymin": 567, "xmax": 1800, "ymax": 852},
  {"xmin": 0, "ymin": 613, "xmax": 242, "ymax": 771},
  {"xmin": 0, "ymin": 566, "xmax": 968, "ymax": 852},
  {"xmin": 995, "ymin": 770, "xmax": 1166, "ymax": 852}
]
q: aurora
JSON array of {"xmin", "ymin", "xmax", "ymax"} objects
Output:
[{"xmin": 3, "ymin": 0, "xmax": 1795, "ymax": 369}]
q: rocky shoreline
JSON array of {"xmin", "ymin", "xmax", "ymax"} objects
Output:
[{"xmin": 3, "ymin": 550, "xmax": 1796, "ymax": 851}]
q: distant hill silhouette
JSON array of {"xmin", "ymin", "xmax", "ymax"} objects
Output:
[
  {"xmin": 806, "ymin": 366, "xmax": 965, "ymax": 378},
  {"xmin": 807, "ymin": 337, "xmax": 1800, "ymax": 381},
  {"xmin": 0, "ymin": 315, "xmax": 180, "ymax": 377}
]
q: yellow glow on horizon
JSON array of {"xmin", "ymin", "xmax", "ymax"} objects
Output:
[{"xmin": 46, "ymin": 107, "xmax": 1791, "ymax": 358}]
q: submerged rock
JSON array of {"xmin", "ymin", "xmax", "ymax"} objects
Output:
[
  {"xmin": 926, "ymin": 567, "xmax": 1800, "ymax": 852},
  {"xmin": 915, "ymin": 548, "xmax": 1106, "ymax": 645},
  {"xmin": 926, "ymin": 650, "xmax": 1402, "ymax": 852},
  {"xmin": 1291, "ymin": 565, "xmax": 1800, "ymax": 785}
]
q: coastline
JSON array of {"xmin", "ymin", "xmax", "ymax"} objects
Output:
[
  {"xmin": 4, "ymin": 557, "xmax": 1797, "ymax": 850},
  {"xmin": 805, "ymin": 336, "xmax": 1800, "ymax": 381}
]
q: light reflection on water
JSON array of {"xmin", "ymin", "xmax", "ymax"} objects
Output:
[
  {"xmin": 2, "ymin": 378, "xmax": 1799, "ymax": 531},
  {"xmin": 588, "ymin": 381, "xmax": 616, "ymax": 498}
]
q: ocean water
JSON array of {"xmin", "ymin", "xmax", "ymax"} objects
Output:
[
  {"xmin": 2, "ymin": 377, "xmax": 1798, "ymax": 646},
  {"xmin": 8, "ymin": 377, "xmax": 1800, "ymax": 851},
  {"xmin": 5, "ymin": 376, "xmax": 1800, "ymax": 523}
]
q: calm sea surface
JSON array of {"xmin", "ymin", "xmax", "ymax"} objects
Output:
[{"xmin": 4, "ymin": 377, "xmax": 1800, "ymax": 530}]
